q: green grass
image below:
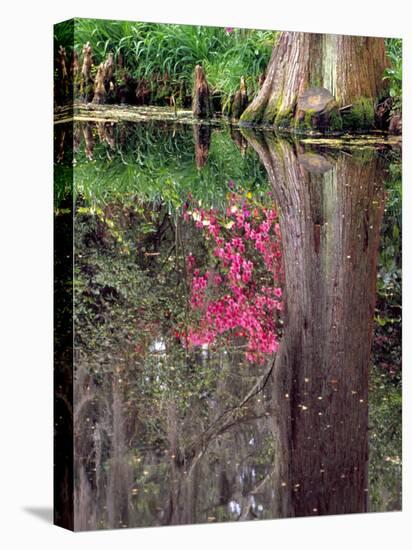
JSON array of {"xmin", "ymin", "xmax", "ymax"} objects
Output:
[{"xmin": 204, "ymin": 29, "xmax": 275, "ymax": 107}]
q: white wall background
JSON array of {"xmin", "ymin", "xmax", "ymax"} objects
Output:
[{"xmin": 0, "ymin": 0, "xmax": 410, "ymax": 547}]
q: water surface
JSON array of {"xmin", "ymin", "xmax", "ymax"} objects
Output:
[{"xmin": 54, "ymin": 121, "xmax": 401, "ymax": 529}]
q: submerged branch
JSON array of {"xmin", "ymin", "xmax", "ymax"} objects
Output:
[{"xmin": 184, "ymin": 358, "xmax": 275, "ymax": 475}]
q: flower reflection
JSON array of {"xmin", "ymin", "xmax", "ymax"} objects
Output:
[{"xmin": 183, "ymin": 191, "xmax": 283, "ymax": 363}]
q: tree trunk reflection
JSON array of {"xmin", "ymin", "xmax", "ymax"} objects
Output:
[{"xmin": 243, "ymin": 130, "xmax": 386, "ymax": 516}]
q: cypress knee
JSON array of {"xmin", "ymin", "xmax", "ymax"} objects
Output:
[
  {"xmin": 71, "ymin": 50, "xmax": 80, "ymax": 100},
  {"xmin": 92, "ymin": 63, "xmax": 107, "ymax": 104},
  {"xmin": 231, "ymin": 76, "xmax": 249, "ymax": 119},
  {"xmin": 81, "ymin": 42, "xmax": 94, "ymax": 102},
  {"xmin": 192, "ymin": 65, "xmax": 213, "ymax": 119},
  {"xmin": 56, "ymin": 46, "xmax": 69, "ymax": 105}
]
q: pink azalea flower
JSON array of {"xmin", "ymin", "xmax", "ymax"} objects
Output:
[{"xmin": 183, "ymin": 190, "xmax": 284, "ymax": 363}]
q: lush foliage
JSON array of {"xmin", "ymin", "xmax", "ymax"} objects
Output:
[
  {"xmin": 55, "ymin": 18, "xmax": 276, "ymax": 108},
  {"xmin": 203, "ymin": 30, "xmax": 275, "ymax": 107},
  {"xmin": 384, "ymin": 38, "xmax": 402, "ymax": 114},
  {"xmin": 369, "ymin": 155, "xmax": 402, "ymax": 511},
  {"xmin": 376, "ymin": 159, "xmax": 402, "ymax": 327}
]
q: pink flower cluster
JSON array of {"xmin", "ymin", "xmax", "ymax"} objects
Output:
[{"xmin": 184, "ymin": 192, "xmax": 283, "ymax": 364}]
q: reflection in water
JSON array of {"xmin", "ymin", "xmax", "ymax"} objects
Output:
[
  {"xmin": 193, "ymin": 124, "xmax": 211, "ymax": 168},
  {"xmin": 184, "ymin": 193, "xmax": 283, "ymax": 363},
  {"xmin": 244, "ymin": 132, "xmax": 386, "ymax": 516},
  {"xmin": 54, "ymin": 121, "xmax": 401, "ymax": 530}
]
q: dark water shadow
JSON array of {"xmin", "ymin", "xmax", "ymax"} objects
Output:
[{"xmin": 23, "ymin": 507, "xmax": 53, "ymax": 524}]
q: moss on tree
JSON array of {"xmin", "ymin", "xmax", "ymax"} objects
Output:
[{"xmin": 342, "ymin": 97, "xmax": 375, "ymax": 130}]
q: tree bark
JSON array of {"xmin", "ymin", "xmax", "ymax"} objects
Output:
[
  {"xmin": 240, "ymin": 32, "xmax": 389, "ymax": 131},
  {"xmin": 243, "ymin": 130, "xmax": 386, "ymax": 516}
]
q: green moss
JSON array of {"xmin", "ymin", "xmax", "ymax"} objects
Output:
[
  {"xmin": 293, "ymin": 108, "xmax": 342, "ymax": 133},
  {"xmin": 239, "ymin": 102, "xmax": 266, "ymax": 125},
  {"xmin": 263, "ymin": 101, "xmax": 279, "ymax": 125},
  {"xmin": 305, "ymin": 109, "xmax": 314, "ymax": 123},
  {"xmin": 293, "ymin": 110, "xmax": 312, "ymax": 131},
  {"xmin": 304, "ymin": 109, "xmax": 316, "ymax": 127},
  {"xmin": 274, "ymin": 106, "xmax": 294, "ymax": 128},
  {"xmin": 349, "ymin": 147, "xmax": 376, "ymax": 163},
  {"xmin": 309, "ymin": 76, "xmax": 322, "ymax": 88},
  {"xmin": 293, "ymin": 110, "xmax": 313, "ymax": 131},
  {"xmin": 342, "ymin": 96, "xmax": 374, "ymax": 130}
]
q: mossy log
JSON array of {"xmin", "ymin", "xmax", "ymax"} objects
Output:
[
  {"xmin": 192, "ymin": 65, "xmax": 213, "ymax": 119},
  {"xmin": 240, "ymin": 32, "xmax": 389, "ymax": 132}
]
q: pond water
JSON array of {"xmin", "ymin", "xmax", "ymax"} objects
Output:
[{"xmin": 54, "ymin": 120, "xmax": 401, "ymax": 530}]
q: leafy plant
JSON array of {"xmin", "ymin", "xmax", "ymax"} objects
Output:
[
  {"xmin": 204, "ymin": 29, "xmax": 276, "ymax": 106},
  {"xmin": 384, "ymin": 38, "xmax": 402, "ymax": 114}
]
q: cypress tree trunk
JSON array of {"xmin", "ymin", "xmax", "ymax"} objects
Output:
[
  {"xmin": 243, "ymin": 130, "xmax": 386, "ymax": 516},
  {"xmin": 240, "ymin": 32, "xmax": 389, "ymax": 131}
]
